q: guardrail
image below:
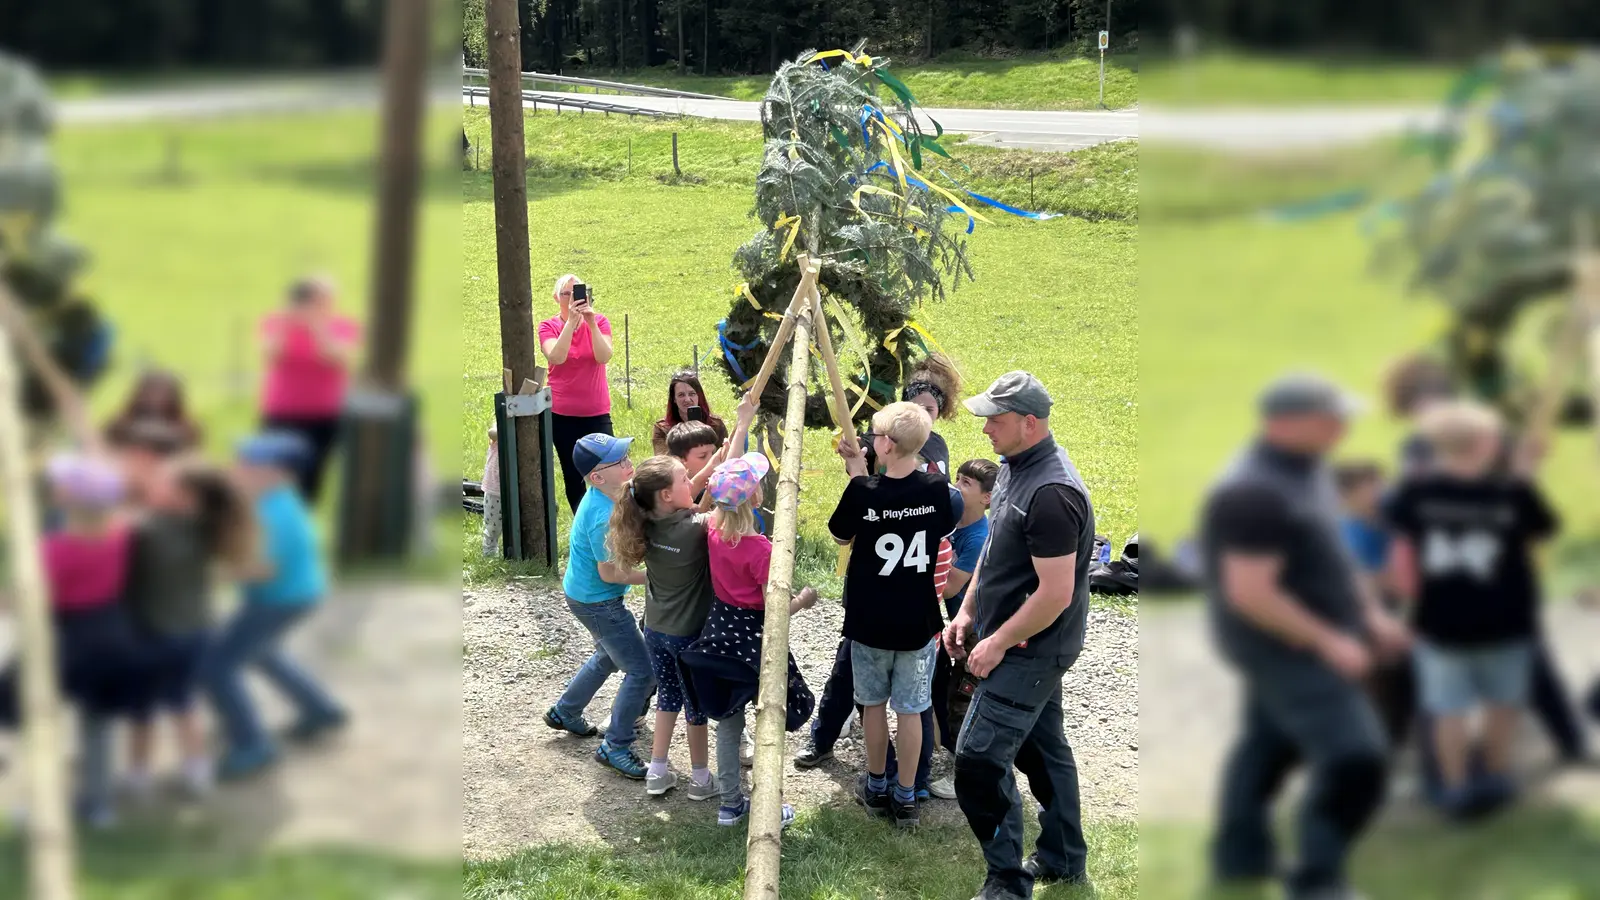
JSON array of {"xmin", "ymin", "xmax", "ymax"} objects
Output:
[
  {"xmin": 461, "ymin": 67, "xmax": 727, "ymax": 101},
  {"xmin": 461, "ymin": 85, "xmax": 671, "ymax": 117}
]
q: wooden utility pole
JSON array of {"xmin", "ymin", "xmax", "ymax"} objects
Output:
[
  {"xmin": 0, "ymin": 296, "xmax": 76, "ymax": 900},
  {"xmin": 487, "ymin": 0, "xmax": 552, "ymax": 561},
  {"xmin": 742, "ymin": 281, "xmax": 814, "ymax": 900},
  {"xmin": 338, "ymin": 0, "xmax": 429, "ymax": 564}
]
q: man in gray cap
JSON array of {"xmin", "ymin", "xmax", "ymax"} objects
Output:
[
  {"xmin": 944, "ymin": 371, "xmax": 1096, "ymax": 900},
  {"xmin": 1200, "ymin": 372, "xmax": 1411, "ymax": 900}
]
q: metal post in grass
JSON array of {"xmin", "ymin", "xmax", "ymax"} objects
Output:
[
  {"xmin": 672, "ymin": 132, "xmax": 681, "ymax": 176},
  {"xmin": 1030, "ymin": 169, "xmax": 1035, "ymax": 209},
  {"xmin": 628, "ymin": 137, "xmax": 632, "ymax": 176},
  {"xmin": 625, "ymin": 313, "xmax": 631, "ymax": 409},
  {"xmin": 692, "ymin": 344, "xmax": 698, "ymax": 373}
]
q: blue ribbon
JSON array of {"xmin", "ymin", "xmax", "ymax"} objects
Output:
[
  {"xmin": 865, "ymin": 161, "xmax": 1055, "ymax": 229},
  {"xmin": 717, "ymin": 319, "xmax": 761, "ymax": 384}
]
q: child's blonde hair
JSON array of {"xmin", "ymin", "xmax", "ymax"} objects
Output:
[
  {"xmin": 606, "ymin": 456, "xmax": 681, "ymax": 570},
  {"xmin": 712, "ymin": 486, "xmax": 762, "ymax": 547},
  {"xmin": 872, "ymin": 401, "xmax": 932, "ymax": 461},
  {"xmin": 1417, "ymin": 400, "xmax": 1502, "ymax": 459}
]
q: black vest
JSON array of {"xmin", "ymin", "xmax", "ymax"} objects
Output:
[{"xmin": 972, "ymin": 435, "xmax": 1096, "ymax": 666}]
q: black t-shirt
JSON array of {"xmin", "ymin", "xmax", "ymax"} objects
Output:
[
  {"xmin": 1384, "ymin": 474, "xmax": 1557, "ymax": 647},
  {"xmin": 1024, "ymin": 484, "xmax": 1088, "ymax": 559},
  {"xmin": 828, "ymin": 470, "xmax": 957, "ymax": 651}
]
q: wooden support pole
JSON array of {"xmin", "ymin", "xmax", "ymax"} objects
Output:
[
  {"xmin": 742, "ymin": 296, "xmax": 812, "ymax": 900},
  {"xmin": 744, "ymin": 256, "xmax": 820, "ymax": 402},
  {"xmin": 0, "ymin": 313, "xmax": 77, "ymax": 900},
  {"xmin": 808, "ymin": 286, "xmax": 859, "ymax": 448},
  {"xmin": 1525, "ymin": 217, "xmax": 1599, "ymax": 457}
]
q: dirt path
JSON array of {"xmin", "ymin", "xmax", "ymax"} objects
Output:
[
  {"xmin": 1139, "ymin": 601, "xmax": 1600, "ymax": 823},
  {"xmin": 0, "ymin": 579, "xmax": 461, "ymax": 860},
  {"xmin": 462, "ymin": 577, "xmax": 1138, "ymax": 859}
]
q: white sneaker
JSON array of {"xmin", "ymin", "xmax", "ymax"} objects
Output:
[
  {"xmin": 928, "ymin": 775, "xmax": 957, "ymax": 800},
  {"xmin": 741, "ymin": 728, "xmax": 755, "ymax": 767},
  {"xmin": 843, "ymin": 709, "xmax": 859, "ymax": 735}
]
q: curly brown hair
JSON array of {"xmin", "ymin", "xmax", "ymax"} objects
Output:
[
  {"xmin": 906, "ymin": 353, "xmax": 963, "ymax": 421},
  {"xmin": 1383, "ymin": 354, "xmax": 1457, "ymax": 419}
]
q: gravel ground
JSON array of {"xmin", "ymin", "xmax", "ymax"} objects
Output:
[
  {"xmin": 1140, "ymin": 601, "xmax": 1600, "ymax": 824},
  {"xmin": 462, "ymin": 577, "xmax": 1139, "ymax": 858}
]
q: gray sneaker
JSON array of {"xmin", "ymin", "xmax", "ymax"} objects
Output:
[
  {"xmin": 928, "ymin": 775, "xmax": 957, "ymax": 800},
  {"xmin": 646, "ymin": 769, "xmax": 678, "ymax": 797},
  {"xmin": 686, "ymin": 775, "xmax": 720, "ymax": 801}
]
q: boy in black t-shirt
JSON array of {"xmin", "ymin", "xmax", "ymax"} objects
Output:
[
  {"xmin": 829, "ymin": 402, "xmax": 956, "ymax": 829},
  {"xmin": 1385, "ymin": 400, "xmax": 1557, "ymax": 817}
]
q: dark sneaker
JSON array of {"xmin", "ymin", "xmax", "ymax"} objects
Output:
[
  {"xmin": 594, "ymin": 742, "xmax": 648, "ymax": 780},
  {"xmin": 970, "ymin": 882, "xmax": 1027, "ymax": 900},
  {"xmin": 890, "ymin": 792, "xmax": 919, "ymax": 829},
  {"xmin": 794, "ymin": 738, "xmax": 834, "ymax": 769},
  {"xmin": 854, "ymin": 775, "xmax": 891, "ymax": 818},
  {"xmin": 1023, "ymin": 853, "xmax": 1089, "ymax": 886},
  {"xmin": 217, "ymin": 745, "xmax": 278, "ymax": 782},
  {"xmin": 544, "ymin": 706, "xmax": 599, "ymax": 737}
]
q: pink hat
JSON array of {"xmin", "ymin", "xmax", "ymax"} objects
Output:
[{"xmin": 707, "ymin": 452, "xmax": 771, "ymax": 510}]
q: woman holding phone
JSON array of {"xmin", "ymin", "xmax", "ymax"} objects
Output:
[
  {"xmin": 650, "ymin": 370, "xmax": 728, "ymax": 456},
  {"xmin": 540, "ymin": 273, "xmax": 616, "ymax": 512},
  {"xmin": 259, "ymin": 276, "xmax": 362, "ymax": 503}
]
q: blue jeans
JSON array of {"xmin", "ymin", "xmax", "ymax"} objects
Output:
[
  {"xmin": 556, "ymin": 596, "xmax": 656, "ymax": 748},
  {"xmin": 201, "ymin": 601, "xmax": 342, "ymax": 757}
]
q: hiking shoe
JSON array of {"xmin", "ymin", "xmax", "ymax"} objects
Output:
[
  {"xmin": 890, "ymin": 792, "xmax": 919, "ymax": 829},
  {"xmin": 1474, "ymin": 772, "xmax": 1517, "ymax": 811},
  {"xmin": 855, "ymin": 775, "xmax": 891, "ymax": 819},
  {"xmin": 686, "ymin": 775, "xmax": 720, "ymax": 801},
  {"xmin": 594, "ymin": 742, "xmax": 648, "ymax": 780},
  {"xmin": 287, "ymin": 708, "xmax": 348, "ymax": 743},
  {"xmin": 544, "ymin": 706, "xmax": 598, "ymax": 737},
  {"xmin": 970, "ymin": 883, "xmax": 1027, "ymax": 900},
  {"xmin": 915, "ymin": 787, "xmax": 931, "ymax": 803},
  {"xmin": 794, "ymin": 738, "xmax": 834, "ymax": 769},
  {"xmin": 716, "ymin": 797, "xmax": 796, "ymax": 828},
  {"xmin": 928, "ymin": 775, "xmax": 958, "ymax": 800},
  {"xmin": 646, "ymin": 769, "xmax": 678, "ymax": 796}
]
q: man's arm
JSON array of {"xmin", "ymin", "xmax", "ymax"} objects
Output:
[
  {"xmin": 943, "ymin": 567, "xmax": 973, "ymax": 600},
  {"xmin": 990, "ymin": 552, "xmax": 1076, "ymax": 647},
  {"xmin": 1221, "ymin": 551, "xmax": 1346, "ymax": 653}
]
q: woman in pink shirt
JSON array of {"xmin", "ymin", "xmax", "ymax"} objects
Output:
[
  {"xmin": 258, "ymin": 277, "xmax": 361, "ymax": 503},
  {"xmin": 540, "ymin": 273, "xmax": 615, "ymax": 512}
]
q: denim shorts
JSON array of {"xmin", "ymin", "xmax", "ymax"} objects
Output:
[
  {"xmin": 643, "ymin": 627, "xmax": 706, "ymax": 726},
  {"xmin": 1413, "ymin": 638, "xmax": 1533, "ymax": 716},
  {"xmin": 851, "ymin": 638, "xmax": 938, "ymax": 714}
]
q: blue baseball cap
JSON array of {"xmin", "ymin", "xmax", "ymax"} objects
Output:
[
  {"xmin": 573, "ymin": 433, "xmax": 633, "ymax": 479},
  {"xmin": 237, "ymin": 430, "xmax": 312, "ymax": 469}
]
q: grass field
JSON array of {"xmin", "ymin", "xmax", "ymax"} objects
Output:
[
  {"xmin": 465, "ymin": 808, "xmax": 1134, "ymax": 899},
  {"xmin": 1141, "ymin": 51, "xmax": 1462, "ymax": 106},
  {"xmin": 1140, "ymin": 139, "xmax": 1600, "ymax": 593},
  {"xmin": 528, "ymin": 49, "xmax": 1139, "ymax": 111},
  {"xmin": 49, "ymin": 109, "xmax": 462, "ymax": 483},
  {"xmin": 461, "ymin": 111, "xmax": 1136, "ymax": 591},
  {"xmin": 0, "ymin": 828, "xmax": 460, "ymax": 900}
]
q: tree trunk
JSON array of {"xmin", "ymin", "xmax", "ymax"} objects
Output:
[
  {"xmin": 617, "ymin": 0, "xmax": 625, "ymax": 68},
  {"xmin": 0, "ymin": 289, "xmax": 77, "ymax": 900},
  {"xmin": 678, "ymin": 0, "xmax": 685, "ymax": 74},
  {"xmin": 702, "ymin": 0, "xmax": 709, "ymax": 75},
  {"xmin": 741, "ymin": 288, "xmax": 812, "ymax": 900},
  {"xmin": 487, "ymin": 0, "xmax": 553, "ymax": 562}
]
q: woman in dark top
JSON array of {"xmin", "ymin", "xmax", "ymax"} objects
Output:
[
  {"xmin": 860, "ymin": 353, "xmax": 961, "ymax": 480},
  {"xmin": 651, "ymin": 370, "xmax": 728, "ymax": 457}
]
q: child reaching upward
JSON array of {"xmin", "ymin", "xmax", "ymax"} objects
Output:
[
  {"xmin": 608, "ymin": 396, "xmax": 758, "ymax": 798},
  {"xmin": 124, "ymin": 458, "xmax": 257, "ymax": 797},
  {"xmin": 679, "ymin": 452, "xmax": 816, "ymax": 828}
]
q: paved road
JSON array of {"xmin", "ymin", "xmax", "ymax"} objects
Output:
[
  {"xmin": 468, "ymin": 89, "xmax": 1139, "ymax": 152},
  {"xmin": 1139, "ymin": 104, "xmax": 1444, "ymax": 151}
]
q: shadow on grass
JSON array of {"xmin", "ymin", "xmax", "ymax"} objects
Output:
[
  {"xmin": 251, "ymin": 159, "xmax": 466, "ymax": 201},
  {"xmin": 0, "ymin": 822, "xmax": 457, "ymax": 900},
  {"xmin": 466, "ymin": 803, "xmax": 1136, "ymax": 900},
  {"xmin": 1140, "ymin": 804, "xmax": 1600, "ymax": 900}
]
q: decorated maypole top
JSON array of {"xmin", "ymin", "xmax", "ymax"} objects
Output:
[
  {"xmin": 0, "ymin": 51, "xmax": 110, "ymax": 427},
  {"xmin": 716, "ymin": 43, "xmax": 1055, "ymax": 430}
]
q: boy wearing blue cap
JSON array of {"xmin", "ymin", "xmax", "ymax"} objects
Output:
[
  {"xmin": 543, "ymin": 432, "xmax": 657, "ymax": 780},
  {"xmin": 201, "ymin": 431, "xmax": 347, "ymax": 780}
]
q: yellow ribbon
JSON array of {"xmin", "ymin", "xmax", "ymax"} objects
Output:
[
  {"xmin": 788, "ymin": 129, "xmax": 802, "ymax": 162},
  {"xmin": 825, "ymin": 296, "xmax": 883, "ymax": 418},
  {"xmin": 774, "ymin": 213, "xmax": 802, "ymax": 262},
  {"xmin": 873, "ymin": 119, "xmax": 910, "ymax": 193},
  {"xmin": 851, "ymin": 184, "xmax": 920, "ymax": 220},
  {"xmin": 735, "ymin": 282, "xmax": 760, "ymax": 310},
  {"xmin": 806, "ymin": 49, "xmax": 873, "ymax": 67}
]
